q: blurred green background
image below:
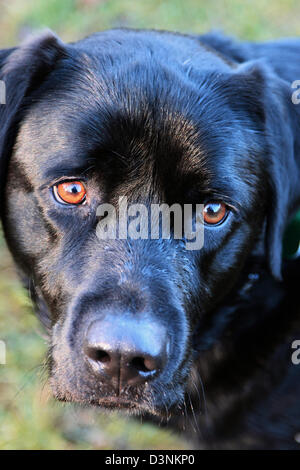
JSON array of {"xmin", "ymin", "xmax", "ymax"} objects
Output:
[{"xmin": 0, "ymin": 0, "xmax": 300, "ymax": 450}]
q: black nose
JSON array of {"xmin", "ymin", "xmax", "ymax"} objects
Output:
[{"xmin": 84, "ymin": 314, "xmax": 169, "ymax": 391}]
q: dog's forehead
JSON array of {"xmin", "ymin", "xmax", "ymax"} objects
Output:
[
  {"xmin": 10, "ymin": 31, "xmax": 235, "ymax": 182},
  {"xmin": 73, "ymin": 29, "xmax": 233, "ymax": 71},
  {"xmin": 13, "ymin": 75, "xmax": 208, "ymax": 183},
  {"xmin": 13, "ymin": 103, "xmax": 207, "ymax": 195},
  {"xmin": 12, "ymin": 103, "xmax": 249, "ymax": 209},
  {"xmin": 10, "ymin": 40, "xmax": 258, "ymax": 204}
]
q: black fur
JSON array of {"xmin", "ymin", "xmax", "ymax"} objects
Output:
[{"xmin": 0, "ymin": 29, "xmax": 300, "ymax": 449}]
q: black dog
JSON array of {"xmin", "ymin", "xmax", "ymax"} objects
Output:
[{"xmin": 0, "ymin": 29, "xmax": 300, "ymax": 449}]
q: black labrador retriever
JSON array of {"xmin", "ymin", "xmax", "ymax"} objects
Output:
[{"xmin": 0, "ymin": 28, "xmax": 300, "ymax": 450}]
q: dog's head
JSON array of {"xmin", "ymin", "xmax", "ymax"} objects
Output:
[{"xmin": 0, "ymin": 29, "xmax": 299, "ymax": 415}]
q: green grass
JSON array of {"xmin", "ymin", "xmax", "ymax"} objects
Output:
[
  {"xmin": 0, "ymin": 0, "xmax": 299, "ymax": 450},
  {"xmin": 2, "ymin": 0, "xmax": 300, "ymax": 45}
]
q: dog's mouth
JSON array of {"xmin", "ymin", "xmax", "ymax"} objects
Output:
[
  {"xmin": 53, "ymin": 388, "xmax": 156, "ymax": 414},
  {"xmin": 96, "ymin": 397, "xmax": 142, "ymax": 409},
  {"xmin": 89, "ymin": 396, "xmax": 160, "ymax": 415}
]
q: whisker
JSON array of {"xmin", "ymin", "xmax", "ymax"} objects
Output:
[{"xmin": 187, "ymin": 391, "xmax": 200, "ymax": 435}]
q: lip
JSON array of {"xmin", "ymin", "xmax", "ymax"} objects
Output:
[
  {"xmin": 93, "ymin": 396, "xmax": 155, "ymax": 414},
  {"xmin": 96, "ymin": 397, "xmax": 140, "ymax": 408}
]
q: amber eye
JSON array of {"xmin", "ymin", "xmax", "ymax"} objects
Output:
[
  {"xmin": 203, "ymin": 201, "xmax": 227, "ymax": 225},
  {"xmin": 53, "ymin": 181, "xmax": 86, "ymax": 205}
]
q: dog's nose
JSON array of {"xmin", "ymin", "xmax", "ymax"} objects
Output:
[{"xmin": 84, "ymin": 315, "xmax": 168, "ymax": 390}]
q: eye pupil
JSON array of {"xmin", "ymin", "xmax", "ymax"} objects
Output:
[
  {"xmin": 71, "ymin": 184, "xmax": 80, "ymax": 193},
  {"xmin": 207, "ymin": 203, "xmax": 221, "ymax": 215}
]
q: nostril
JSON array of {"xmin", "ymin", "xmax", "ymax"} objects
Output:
[
  {"xmin": 83, "ymin": 318, "xmax": 168, "ymax": 387},
  {"xmin": 86, "ymin": 348, "xmax": 111, "ymax": 364},
  {"xmin": 130, "ymin": 356, "xmax": 157, "ymax": 375}
]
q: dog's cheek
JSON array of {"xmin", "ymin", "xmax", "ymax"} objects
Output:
[
  {"xmin": 194, "ymin": 224, "xmax": 254, "ymax": 311},
  {"xmin": 49, "ymin": 318, "xmax": 110, "ymax": 404},
  {"xmin": 49, "ymin": 321, "xmax": 82, "ymax": 402},
  {"xmin": 3, "ymin": 186, "xmax": 52, "ymax": 269}
]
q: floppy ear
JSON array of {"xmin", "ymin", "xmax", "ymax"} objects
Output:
[
  {"xmin": 0, "ymin": 31, "xmax": 66, "ymax": 215},
  {"xmin": 259, "ymin": 67, "xmax": 300, "ymax": 280},
  {"xmin": 224, "ymin": 61, "xmax": 300, "ymax": 280}
]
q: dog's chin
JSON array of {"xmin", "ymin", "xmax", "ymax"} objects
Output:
[
  {"xmin": 50, "ymin": 378, "xmax": 183, "ymax": 418},
  {"xmin": 91, "ymin": 397, "xmax": 161, "ymax": 416},
  {"xmin": 51, "ymin": 381, "xmax": 157, "ymax": 416},
  {"xmin": 54, "ymin": 393, "xmax": 164, "ymax": 417}
]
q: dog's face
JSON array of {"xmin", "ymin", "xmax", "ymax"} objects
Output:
[{"xmin": 0, "ymin": 29, "xmax": 294, "ymax": 415}]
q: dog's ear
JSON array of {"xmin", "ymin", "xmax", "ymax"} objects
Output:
[
  {"xmin": 255, "ymin": 66, "xmax": 299, "ymax": 281},
  {"xmin": 0, "ymin": 31, "xmax": 66, "ymax": 213},
  {"xmin": 224, "ymin": 61, "xmax": 300, "ymax": 280}
]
